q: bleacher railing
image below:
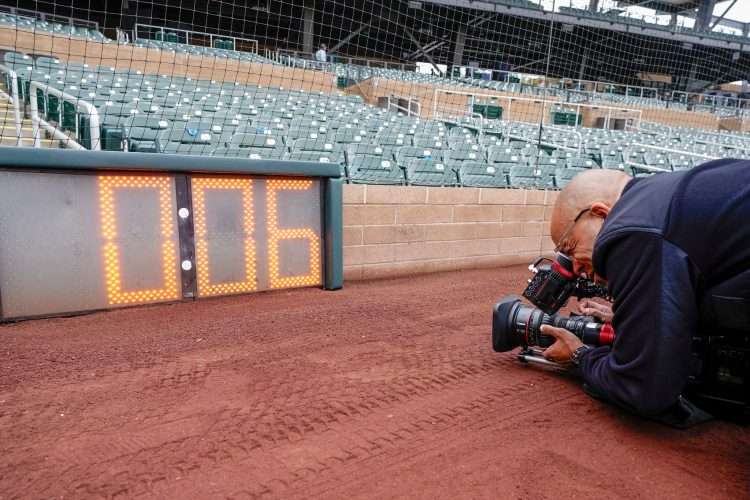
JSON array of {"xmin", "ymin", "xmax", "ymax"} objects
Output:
[
  {"xmin": 134, "ymin": 23, "xmax": 259, "ymax": 54},
  {"xmin": 384, "ymin": 95, "xmax": 421, "ymax": 118},
  {"xmin": 275, "ymin": 50, "xmax": 414, "ymax": 72},
  {"xmin": 432, "ymin": 89, "xmax": 643, "ymax": 132},
  {"xmin": 29, "ymin": 82, "xmax": 101, "ymax": 151},
  {"xmin": 0, "ymin": 64, "xmax": 23, "ymax": 146}
]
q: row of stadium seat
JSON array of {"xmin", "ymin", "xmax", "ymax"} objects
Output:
[
  {"xmin": 2, "ymin": 52, "xmax": 748, "ymax": 188},
  {"xmin": 3, "ymin": 5, "xmax": 746, "ymax": 119},
  {"xmin": 0, "ymin": 12, "xmax": 108, "ymax": 42},
  {"xmin": 132, "ymin": 40, "xmax": 274, "ymax": 64},
  {"xmin": 306, "ymin": 58, "xmax": 744, "ymax": 116}
]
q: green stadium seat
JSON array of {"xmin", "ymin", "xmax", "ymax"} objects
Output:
[
  {"xmin": 288, "ymin": 150, "xmax": 345, "ymax": 164},
  {"xmin": 529, "ymin": 154, "xmax": 562, "ymax": 167},
  {"xmin": 345, "ymin": 144, "xmax": 395, "ymax": 165},
  {"xmin": 228, "ymin": 133, "xmax": 284, "ymax": 149},
  {"xmin": 213, "ymin": 146, "xmax": 286, "ymax": 160},
  {"xmin": 643, "ymin": 152, "xmax": 670, "ymax": 169},
  {"xmin": 446, "ymin": 145, "xmax": 485, "ymax": 163},
  {"xmin": 160, "ymin": 125, "xmax": 214, "ymax": 145},
  {"xmin": 412, "ymin": 135, "xmax": 445, "ymax": 148},
  {"xmin": 348, "ymin": 157, "xmax": 406, "ymax": 185},
  {"xmin": 508, "ymin": 165, "xmax": 556, "ymax": 189},
  {"xmin": 395, "ymin": 146, "xmax": 443, "ymax": 164},
  {"xmin": 405, "ymin": 159, "xmax": 458, "ymax": 187},
  {"xmin": 292, "ymin": 138, "xmax": 343, "ymax": 154},
  {"xmin": 566, "ymin": 157, "xmax": 596, "ymax": 169},
  {"xmin": 459, "ymin": 162, "xmax": 508, "ymax": 188},
  {"xmin": 287, "ymin": 127, "xmax": 330, "ymax": 142},
  {"xmin": 488, "ymin": 147, "xmax": 522, "ymax": 164},
  {"xmin": 377, "ymin": 134, "xmax": 412, "ymax": 147},
  {"xmin": 126, "ymin": 127, "xmax": 162, "ymax": 153},
  {"xmin": 334, "ymin": 129, "xmax": 367, "ymax": 144}
]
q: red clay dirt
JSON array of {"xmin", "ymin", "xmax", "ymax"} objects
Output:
[{"xmin": 0, "ymin": 266, "xmax": 748, "ymax": 500}]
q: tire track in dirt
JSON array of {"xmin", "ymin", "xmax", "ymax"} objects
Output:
[{"xmin": 1, "ymin": 267, "xmax": 747, "ymax": 499}]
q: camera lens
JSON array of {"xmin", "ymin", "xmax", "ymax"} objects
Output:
[
  {"xmin": 492, "ymin": 296, "xmax": 614, "ymax": 352},
  {"xmin": 492, "ymin": 296, "xmax": 524, "ymax": 352},
  {"xmin": 493, "ymin": 296, "xmax": 549, "ymax": 351}
]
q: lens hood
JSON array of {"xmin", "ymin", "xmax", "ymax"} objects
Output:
[{"xmin": 492, "ymin": 295, "xmax": 522, "ymax": 352}]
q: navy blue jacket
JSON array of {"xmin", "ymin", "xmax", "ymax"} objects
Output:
[{"xmin": 579, "ymin": 159, "xmax": 750, "ymax": 415}]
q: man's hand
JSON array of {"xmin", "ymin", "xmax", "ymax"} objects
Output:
[
  {"xmin": 541, "ymin": 325, "xmax": 584, "ymax": 363},
  {"xmin": 577, "ymin": 298, "xmax": 614, "ymax": 322}
]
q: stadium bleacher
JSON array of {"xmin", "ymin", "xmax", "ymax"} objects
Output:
[
  {"xmin": 0, "ymin": 12, "xmax": 109, "ymax": 42},
  {"xmin": 4, "ymin": 48, "xmax": 750, "ymax": 189},
  {"xmin": 1, "ymin": 0, "xmax": 750, "ymax": 191}
]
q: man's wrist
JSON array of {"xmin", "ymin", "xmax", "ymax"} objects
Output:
[{"xmin": 571, "ymin": 345, "xmax": 593, "ymax": 367}]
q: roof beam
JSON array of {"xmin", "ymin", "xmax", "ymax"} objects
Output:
[
  {"xmin": 406, "ymin": 13, "xmax": 493, "ymax": 60},
  {"xmin": 329, "ymin": 22, "xmax": 370, "ymax": 54},
  {"xmin": 403, "ymin": 27, "xmax": 443, "ymax": 75},
  {"xmin": 709, "ymin": 0, "xmax": 739, "ymax": 31}
]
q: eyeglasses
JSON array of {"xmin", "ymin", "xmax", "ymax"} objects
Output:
[{"xmin": 554, "ymin": 207, "xmax": 590, "ymax": 255}]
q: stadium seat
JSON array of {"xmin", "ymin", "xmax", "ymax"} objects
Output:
[
  {"xmin": 459, "ymin": 162, "xmax": 508, "ymax": 188},
  {"xmin": 213, "ymin": 146, "xmax": 286, "ymax": 160},
  {"xmin": 377, "ymin": 133, "xmax": 412, "ymax": 147},
  {"xmin": 348, "ymin": 157, "xmax": 406, "ymax": 185},
  {"xmin": 287, "ymin": 149, "xmax": 344, "ymax": 163},
  {"xmin": 405, "ymin": 159, "xmax": 458, "ymax": 187},
  {"xmin": 395, "ymin": 146, "xmax": 443, "ymax": 164},
  {"xmin": 565, "ymin": 156, "xmax": 596, "ymax": 169},
  {"xmin": 508, "ymin": 165, "xmax": 556, "ymax": 189},
  {"xmin": 127, "ymin": 127, "xmax": 162, "ymax": 153}
]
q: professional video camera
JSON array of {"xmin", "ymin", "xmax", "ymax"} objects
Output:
[
  {"xmin": 493, "ymin": 252, "xmax": 613, "ymax": 368},
  {"xmin": 492, "ymin": 252, "xmax": 749, "ymax": 421}
]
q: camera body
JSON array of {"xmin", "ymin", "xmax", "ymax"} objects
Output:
[{"xmin": 523, "ymin": 253, "xmax": 609, "ymax": 315}]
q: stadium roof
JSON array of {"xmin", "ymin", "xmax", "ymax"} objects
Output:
[{"xmin": 616, "ymin": 0, "xmax": 702, "ymax": 13}]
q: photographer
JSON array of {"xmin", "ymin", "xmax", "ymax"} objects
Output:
[{"xmin": 540, "ymin": 160, "xmax": 750, "ymax": 422}]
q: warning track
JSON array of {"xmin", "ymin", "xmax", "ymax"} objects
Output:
[{"xmin": 0, "ymin": 266, "xmax": 748, "ymax": 499}]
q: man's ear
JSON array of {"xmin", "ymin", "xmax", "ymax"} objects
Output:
[{"xmin": 590, "ymin": 202, "xmax": 611, "ymax": 218}]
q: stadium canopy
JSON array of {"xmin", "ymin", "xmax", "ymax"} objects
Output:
[
  {"xmin": 616, "ymin": 0, "xmax": 748, "ymax": 31},
  {"xmin": 615, "ymin": 1, "xmax": 703, "ymax": 14}
]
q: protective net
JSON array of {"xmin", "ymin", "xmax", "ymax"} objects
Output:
[{"xmin": 0, "ymin": 0, "xmax": 748, "ymax": 187}]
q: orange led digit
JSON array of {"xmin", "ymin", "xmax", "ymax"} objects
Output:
[
  {"xmin": 267, "ymin": 179, "xmax": 321, "ymax": 289},
  {"xmin": 192, "ymin": 178, "xmax": 257, "ymax": 296},
  {"xmin": 98, "ymin": 175, "xmax": 179, "ymax": 305}
]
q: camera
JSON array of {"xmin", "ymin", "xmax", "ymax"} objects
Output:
[
  {"xmin": 493, "ymin": 252, "xmax": 615, "ymax": 370},
  {"xmin": 492, "ymin": 296, "xmax": 614, "ymax": 353},
  {"xmin": 492, "ymin": 253, "xmax": 749, "ymax": 420},
  {"xmin": 523, "ymin": 253, "xmax": 609, "ymax": 315}
]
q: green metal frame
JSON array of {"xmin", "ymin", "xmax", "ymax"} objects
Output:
[{"xmin": 0, "ymin": 147, "xmax": 344, "ymax": 291}]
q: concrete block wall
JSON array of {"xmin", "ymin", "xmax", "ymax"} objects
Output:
[{"xmin": 343, "ymin": 184, "xmax": 558, "ymax": 281}]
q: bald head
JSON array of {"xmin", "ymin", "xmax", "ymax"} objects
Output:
[{"xmin": 551, "ymin": 169, "xmax": 631, "ymax": 244}]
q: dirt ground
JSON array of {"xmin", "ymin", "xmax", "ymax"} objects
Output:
[{"xmin": 0, "ymin": 266, "xmax": 748, "ymax": 500}]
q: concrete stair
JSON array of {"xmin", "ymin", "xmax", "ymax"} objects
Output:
[{"xmin": 0, "ymin": 100, "xmax": 66, "ymax": 148}]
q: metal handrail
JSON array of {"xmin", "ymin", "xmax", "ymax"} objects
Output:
[
  {"xmin": 630, "ymin": 143, "xmax": 719, "ymax": 161},
  {"xmin": 29, "ymin": 81, "xmax": 101, "ymax": 151},
  {"xmin": 386, "ymin": 95, "xmax": 421, "ymax": 118},
  {"xmin": 0, "ymin": 64, "xmax": 23, "ymax": 146},
  {"xmin": 542, "ymin": 124, "xmax": 583, "ymax": 154}
]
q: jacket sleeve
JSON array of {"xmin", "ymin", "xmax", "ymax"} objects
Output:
[{"xmin": 578, "ymin": 231, "xmax": 698, "ymax": 416}]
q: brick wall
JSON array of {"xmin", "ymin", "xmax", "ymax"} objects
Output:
[{"xmin": 343, "ymin": 185, "xmax": 558, "ymax": 280}]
